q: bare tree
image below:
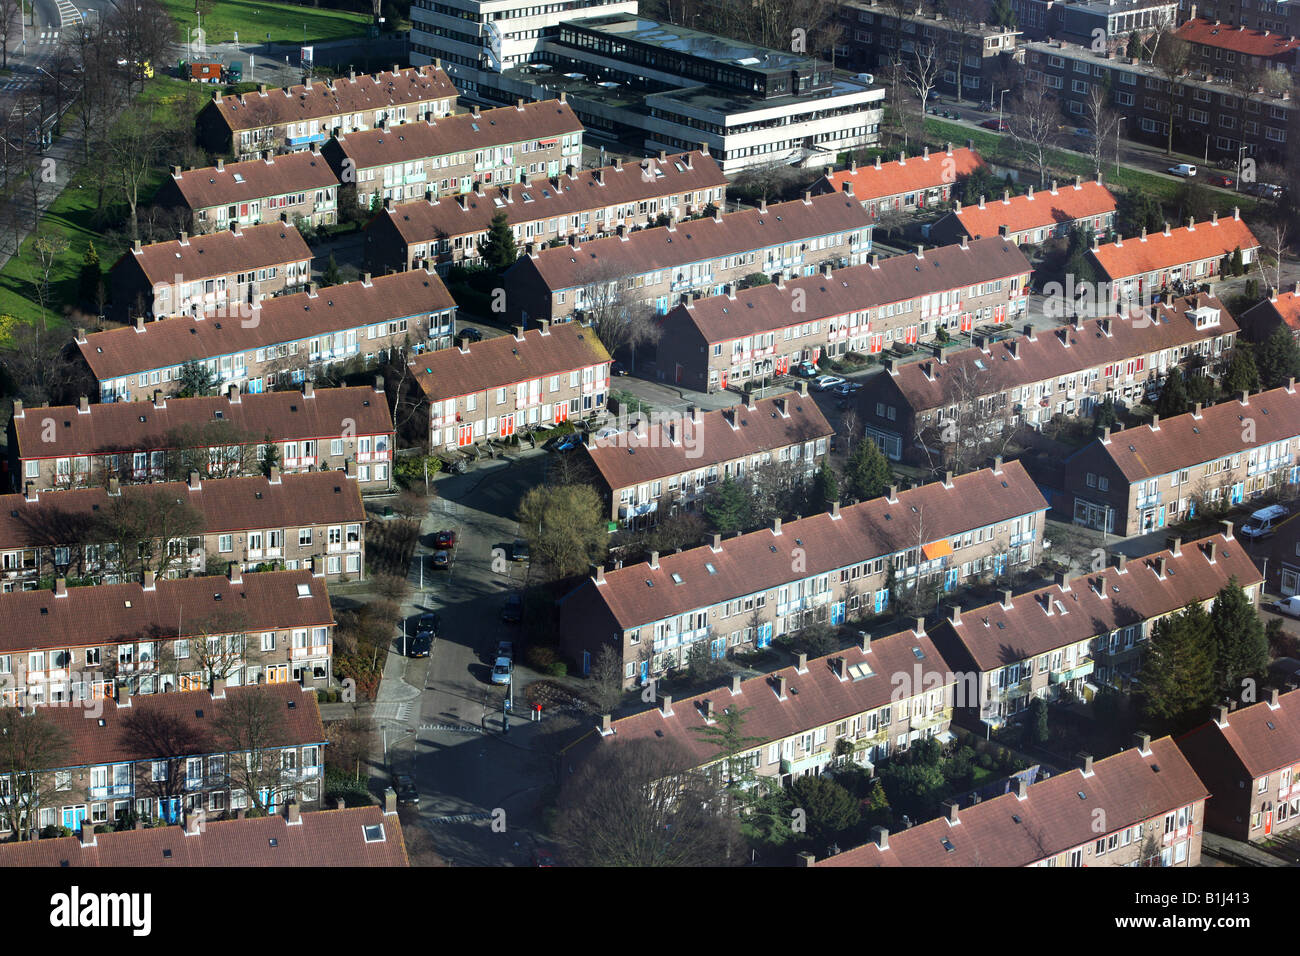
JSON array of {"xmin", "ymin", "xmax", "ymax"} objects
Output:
[
  {"xmin": 104, "ymin": 0, "xmax": 174, "ymax": 97},
  {"xmin": 587, "ymin": 644, "xmax": 626, "ymax": 715},
  {"xmin": 118, "ymin": 707, "xmax": 211, "ymax": 819},
  {"xmin": 0, "ymin": 708, "xmax": 71, "ymax": 840},
  {"xmin": 574, "ymin": 261, "xmax": 662, "ymax": 364},
  {"xmin": 906, "ymin": 42, "xmax": 942, "ymax": 132},
  {"xmin": 1009, "ymin": 71, "xmax": 1063, "ymax": 187},
  {"xmin": 914, "ymin": 359, "xmax": 1019, "ymax": 475},
  {"xmin": 1256, "ymin": 218, "xmax": 1290, "ymax": 291},
  {"xmin": 105, "ymin": 108, "xmax": 170, "ymax": 241},
  {"xmin": 189, "ymin": 616, "xmax": 248, "ymax": 686},
  {"xmin": 2, "ymin": 322, "xmax": 91, "ymax": 407},
  {"xmin": 93, "ymin": 488, "xmax": 206, "ymax": 581},
  {"xmin": 1151, "ymin": 32, "xmax": 1192, "ymax": 157},
  {"xmin": 1084, "ymin": 81, "xmax": 1122, "ymax": 180},
  {"xmin": 32, "ymin": 230, "xmax": 70, "ymax": 327},
  {"xmin": 210, "ymin": 689, "xmax": 304, "ymax": 816},
  {"xmin": 0, "ymin": 0, "xmax": 21, "ymax": 70}
]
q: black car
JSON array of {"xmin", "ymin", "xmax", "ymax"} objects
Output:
[
  {"xmin": 416, "ymin": 612, "xmax": 441, "ymax": 637},
  {"xmin": 393, "ymin": 774, "xmax": 419, "ymax": 806},
  {"xmin": 459, "ymin": 327, "xmax": 484, "ymax": 342},
  {"xmin": 611, "ymin": 361, "xmax": 628, "ymax": 375},
  {"xmin": 407, "ymin": 631, "xmax": 432, "ymax": 658},
  {"xmin": 501, "ymin": 593, "xmax": 523, "ymax": 623},
  {"xmin": 509, "ymin": 540, "xmax": 530, "ymax": 562}
]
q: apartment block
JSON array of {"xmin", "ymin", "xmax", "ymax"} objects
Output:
[
  {"xmin": 558, "ymin": 462, "xmax": 1048, "ymax": 687},
  {"xmin": 817, "ymin": 144, "xmax": 983, "ymax": 219},
  {"xmin": 1010, "ymin": 0, "xmax": 1179, "ymax": 43},
  {"xmin": 504, "ymin": 192, "xmax": 875, "ymax": 325},
  {"xmin": 1239, "ymin": 282, "xmax": 1300, "ymax": 344},
  {"xmin": 857, "ymin": 293, "xmax": 1239, "ymax": 462},
  {"xmin": 1177, "ymin": 16, "xmax": 1300, "ymax": 77},
  {"xmin": 1189, "ymin": 0, "xmax": 1300, "ymax": 35},
  {"xmin": 1178, "ymin": 688, "xmax": 1300, "ymax": 842},
  {"xmin": 108, "ymin": 223, "xmax": 314, "ymax": 322},
  {"xmin": 0, "ymin": 471, "xmax": 366, "ymax": 591},
  {"xmin": 928, "ymin": 177, "xmax": 1117, "ymax": 247},
  {"xmin": 7, "ymin": 383, "xmax": 395, "ymax": 494},
  {"xmin": 196, "ymin": 65, "xmax": 458, "ymax": 160},
  {"xmin": 363, "ymin": 149, "xmax": 727, "ymax": 275},
  {"xmin": 1063, "ymin": 383, "xmax": 1300, "ymax": 535},
  {"xmin": 412, "ymin": 321, "xmax": 611, "ymax": 449},
  {"xmin": 815, "ymin": 736, "xmax": 1207, "ymax": 867},
  {"xmin": 154, "ymin": 147, "xmax": 340, "ymax": 233},
  {"xmin": 0, "ymin": 683, "xmax": 326, "ymax": 836},
  {"xmin": 0, "ymin": 566, "xmax": 335, "ymax": 704},
  {"xmin": 321, "ymin": 97, "xmax": 584, "ymax": 210},
  {"xmin": 582, "ymin": 390, "xmax": 834, "ymax": 528},
  {"xmin": 656, "ymin": 237, "xmax": 1032, "ymax": 394},
  {"xmin": 81, "ymin": 269, "xmax": 456, "ymax": 404},
  {"xmin": 927, "ymin": 530, "xmax": 1261, "ymax": 720}
]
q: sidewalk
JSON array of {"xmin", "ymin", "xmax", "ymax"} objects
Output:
[{"xmin": 0, "ymin": 123, "xmax": 82, "ymax": 274}]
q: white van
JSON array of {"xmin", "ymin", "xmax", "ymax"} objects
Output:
[{"xmin": 1240, "ymin": 504, "xmax": 1289, "ymax": 539}]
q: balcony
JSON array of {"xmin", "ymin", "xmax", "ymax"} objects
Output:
[
  {"xmin": 291, "ymin": 643, "xmax": 331, "ymax": 661},
  {"xmin": 780, "ymin": 748, "xmax": 831, "ymax": 775},
  {"xmin": 285, "ymin": 131, "xmax": 327, "ymax": 147},
  {"xmin": 1050, "ymin": 661, "xmax": 1094, "ymax": 685}
]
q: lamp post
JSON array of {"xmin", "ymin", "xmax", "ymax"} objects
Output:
[
  {"xmin": 1236, "ymin": 144, "xmax": 1248, "ymax": 191},
  {"xmin": 1115, "ymin": 115, "xmax": 1127, "ymax": 177},
  {"xmin": 997, "ymin": 88, "xmax": 1010, "ymax": 131}
]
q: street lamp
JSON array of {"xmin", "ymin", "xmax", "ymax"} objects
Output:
[
  {"xmin": 997, "ymin": 88, "xmax": 1010, "ymax": 131},
  {"xmin": 1115, "ymin": 115, "xmax": 1127, "ymax": 177},
  {"xmin": 1236, "ymin": 144, "xmax": 1249, "ymax": 191}
]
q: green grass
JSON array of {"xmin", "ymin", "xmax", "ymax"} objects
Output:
[{"xmin": 161, "ymin": 0, "xmax": 373, "ymax": 47}]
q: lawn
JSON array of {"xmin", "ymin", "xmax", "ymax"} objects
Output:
[{"xmin": 160, "ymin": 0, "xmax": 374, "ymax": 46}]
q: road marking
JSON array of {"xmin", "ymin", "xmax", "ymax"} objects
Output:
[
  {"xmin": 420, "ymin": 723, "xmax": 482, "ymax": 733},
  {"xmin": 426, "ymin": 812, "xmax": 492, "ymax": 823},
  {"xmin": 373, "ymin": 702, "xmax": 413, "ymax": 722}
]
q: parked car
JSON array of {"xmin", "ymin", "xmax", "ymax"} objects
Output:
[
  {"xmin": 1270, "ymin": 596, "xmax": 1300, "ymax": 618},
  {"xmin": 793, "ymin": 361, "xmax": 818, "ymax": 378},
  {"xmin": 459, "ymin": 327, "xmax": 483, "ymax": 342},
  {"xmin": 1166, "ymin": 163, "xmax": 1197, "ymax": 177},
  {"xmin": 407, "ymin": 631, "xmax": 432, "ymax": 658},
  {"xmin": 432, "ymin": 550, "xmax": 451, "ymax": 569},
  {"xmin": 501, "ymin": 593, "xmax": 523, "ymax": 624},
  {"xmin": 812, "ymin": 374, "xmax": 845, "ymax": 392},
  {"xmin": 508, "ymin": 539, "xmax": 530, "ymax": 562},
  {"xmin": 490, "ymin": 657, "xmax": 513, "ymax": 684},
  {"xmin": 433, "ymin": 530, "xmax": 457, "ymax": 550},
  {"xmin": 611, "ymin": 361, "xmax": 628, "ymax": 376},
  {"xmin": 497, "ymin": 640, "xmax": 515, "ymax": 661},
  {"xmin": 1245, "ymin": 181, "xmax": 1283, "ymax": 199},
  {"xmin": 416, "ymin": 612, "xmax": 441, "ymax": 637},
  {"xmin": 1205, "ymin": 172, "xmax": 1235, "ymax": 188},
  {"xmin": 979, "ymin": 118, "xmax": 1009, "ymax": 131},
  {"xmin": 393, "ymin": 774, "xmax": 419, "ymax": 806},
  {"xmin": 544, "ymin": 432, "xmax": 582, "ymax": 452},
  {"xmin": 1240, "ymin": 504, "xmax": 1289, "ymax": 540},
  {"xmin": 1071, "ymin": 127, "xmax": 1093, "ymax": 139},
  {"xmin": 829, "ymin": 381, "xmax": 862, "ymax": 396}
]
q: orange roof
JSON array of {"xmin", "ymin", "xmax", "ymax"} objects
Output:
[
  {"xmin": 1177, "ymin": 18, "xmax": 1300, "ymax": 59},
  {"xmin": 1088, "ymin": 215, "xmax": 1259, "ymax": 281},
  {"xmin": 1241, "ymin": 288, "xmax": 1300, "ymax": 335},
  {"xmin": 825, "ymin": 146, "xmax": 982, "ymax": 203},
  {"xmin": 921, "ymin": 539, "xmax": 953, "ymax": 561},
  {"xmin": 952, "ymin": 180, "xmax": 1116, "ymax": 239}
]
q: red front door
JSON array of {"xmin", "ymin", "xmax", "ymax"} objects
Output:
[
  {"xmin": 499, "ymin": 414, "xmax": 515, "ymax": 438},
  {"xmin": 993, "ymin": 305, "xmax": 1007, "ymax": 324},
  {"xmin": 554, "ymin": 402, "xmax": 568, "ymax": 425},
  {"xmin": 904, "ymin": 325, "xmax": 918, "ymax": 345},
  {"xmin": 457, "ymin": 424, "xmax": 473, "ymax": 447},
  {"xmin": 960, "ymin": 312, "xmax": 974, "ymax": 333},
  {"xmin": 869, "ymin": 334, "xmax": 883, "ymax": 354}
]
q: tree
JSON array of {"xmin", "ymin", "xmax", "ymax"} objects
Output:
[
  {"xmin": 105, "ymin": 108, "xmax": 170, "ymax": 241},
  {"xmin": 92, "ymin": 487, "xmax": 205, "ymax": 581},
  {"xmin": 1154, "ymin": 365, "xmax": 1189, "ymax": 417},
  {"xmin": 1222, "ymin": 343, "xmax": 1261, "ymax": 395},
  {"xmin": 32, "ymin": 231, "xmax": 70, "ymax": 328},
  {"xmin": 104, "ymin": 0, "xmax": 173, "ymax": 97},
  {"xmin": 809, "ymin": 458, "xmax": 839, "ymax": 512},
  {"xmin": 1009, "ymin": 71, "xmax": 1063, "ymax": 187},
  {"xmin": 1256, "ymin": 323, "xmax": 1300, "ymax": 389},
  {"xmin": 1024, "ymin": 696, "xmax": 1050, "ymax": 746},
  {"xmin": 1126, "ymin": 30, "xmax": 1141, "ymax": 60},
  {"xmin": 575, "ymin": 261, "xmax": 661, "ymax": 363},
  {"xmin": 321, "ymin": 252, "xmax": 342, "ymax": 288},
  {"xmin": 1209, "ymin": 578, "xmax": 1269, "ymax": 702},
  {"xmin": 177, "ymin": 358, "xmax": 217, "ymax": 398},
  {"xmin": 588, "ymin": 644, "xmax": 626, "ymax": 715},
  {"xmin": 3, "ymin": 322, "xmax": 91, "ymax": 407},
  {"xmin": 1151, "ymin": 32, "xmax": 1192, "ymax": 156},
  {"xmin": 686, "ymin": 639, "xmax": 728, "ymax": 685},
  {"xmin": 989, "ymin": 0, "xmax": 1015, "ymax": 27},
  {"xmin": 791, "ymin": 775, "xmax": 861, "ymax": 850},
  {"xmin": 478, "ymin": 210, "xmax": 518, "ymax": 272},
  {"xmin": 190, "ymin": 611, "xmax": 252, "ymax": 686},
  {"xmin": 690, "ymin": 705, "xmax": 765, "ymax": 787},
  {"xmin": 118, "ymin": 707, "xmax": 211, "ymax": 818},
  {"xmin": 0, "ymin": 708, "xmax": 71, "ymax": 841},
  {"xmin": 704, "ymin": 476, "xmax": 752, "ymax": 534},
  {"xmin": 1094, "ymin": 396, "xmax": 1118, "ymax": 432},
  {"xmin": 78, "ymin": 242, "xmax": 102, "ymax": 311},
  {"xmin": 905, "ymin": 42, "xmax": 942, "ymax": 133},
  {"xmin": 1139, "ymin": 602, "xmax": 1217, "ymax": 733},
  {"xmin": 1118, "ymin": 189, "xmax": 1165, "ymax": 237},
  {"xmin": 210, "ymin": 689, "xmax": 304, "ymax": 816},
  {"xmin": 0, "ymin": 0, "xmax": 20, "ymax": 70},
  {"xmin": 517, "ymin": 483, "xmax": 606, "ymax": 581},
  {"xmin": 1083, "ymin": 79, "xmax": 1122, "ymax": 180}
]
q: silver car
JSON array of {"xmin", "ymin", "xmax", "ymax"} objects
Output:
[{"xmin": 490, "ymin": 657, "xmax": 513, "ymax": 684}]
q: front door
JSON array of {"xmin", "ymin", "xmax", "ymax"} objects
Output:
[
  {"xmin": 757, "ymin": 623, "xmax": 773, "ymax": 649},
  {"xmin": 61, "ymin": 806, "xmax": 87, "ymax": 830}
]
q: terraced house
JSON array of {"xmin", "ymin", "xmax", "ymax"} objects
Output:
[
  {"xmin": 856, "ymin": 293, "xmax": 1239, "ymax": 462},
  {"xmin": 1239, "ymin": 282, "xmax": 1300, "ymax": 344},
  {"xmin": 0, "ymin": 471, "xmax": 366, "ymax": 591},
  {"xmin": 412, "ymin": 321, "xmax": 611, "ymax": 449},
  {"xmin": 0, "ymin": 683, "xmax": 327, "ymax": 835},
  {"xmin": 558, "ymin": 461, "xmax": 1048, "ymax": 687},
  {"xmin": 154, "ymin": 148, "xmax": 341, "ymax": 233},
  {"xmin": 108, "ymin": 222, "xmax": 314, "ymax": 322},
  {"xmin": 322, "ymin": 97, "xmax": 584, "ymax": 209},
  {"xmin": 81, "ymin": 269, "xmax": 456, "ymax": 404},
  {"xmin": 927, "ymin": 530, "xmax": 1261, "ymax": 723},
  {"xmin": 505, "ymin": 191, "xmax": 875, "ymax": 324},
  {"xmin": 655, "ymin": 236, "xmax": 1032, "ymax": 393},
  {"xmin": 0, "ymin": 566, "xmax": 335, "ymax": 705},
  {"xmin": 1061, "ymin": 383, "xmax": 1300, "ymax": 535},
  {"xmin": 816, "ymin": 144, "xmax": 983, "ymax": 218},
  {"xmin": 7, "ymin": 383, "xmax": 395, "ymax": 494},
  {"xmin": 197, "ymin": 65, "xmax": 458, "ymax": 160},
  {"xmin": 581, "ymin": 389, "xmax": 833, "ymax": 527},
  {"xmin": 363, "ymin": 148, "xmax": 727, "ymax": 274},
  {"xmin": 927, "ymin": 177, "xmax": 1117, "ymax": 247}
]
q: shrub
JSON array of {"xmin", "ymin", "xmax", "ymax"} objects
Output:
[
  {"xmin": 526, "ymin": 645, "xmax": 558, "ymax": 671},
  {"xmin": 547, "ymin": 661, "xmax": 568, "ymax": 677}
]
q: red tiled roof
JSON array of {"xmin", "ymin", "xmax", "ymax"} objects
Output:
[
  {"xmin": 818, "ymin": 737, "xmax": 1207, "ymax": 866},
  {"xmin": 409, "ymin": 322, "xmax": 610, "ymax": 403},
  {"xmin": 1177, "ymin": 688, "xmax": 1300, "ymax": 779},
  {"xmin": 167, "ymin": 151, "xmax": 339, "ymax": 211},
  {"xmin": 80, "ymin": 270, "xmax": 455, "ymax": 382},
  {"xmin": 824, "ymin": 146, "xmax": 983, "ymax": 202},
  {"xmin": 949, "ymin": 180, "xmax": 1116, "ymax": 238},
  {"xmin": 1240, "ymin": 289, "xmax": 1300, "ymax": 335},
  {"xmin": 0, "ymin": 805, "xmax": 409, "ymax": 866},
  {"xmin": 1176, "ymin": 18, "xmax": 1300, "ymax": 58},
  {"xmin": 120, "ymin": 222, "xmax": 312, "ymax": 286},
  {"xmin": 1088, "ymin": 215, "xmax": 1259, "ymax": 281},
  {"xmin": 12, "ymin": 386, "xmax": 393, "ymax": 462}
]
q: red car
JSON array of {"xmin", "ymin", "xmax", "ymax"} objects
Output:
[
  {"xmin": 979, "ymin": 119, "xmax": 1009, "ymax": 131},
  {"xmin": 1205, "ymin": 173, "xmax": 1235, "ymax": 188},
  {"xmin": 433, "ymin": 530, "xmax": 457, "ymax": 549}
]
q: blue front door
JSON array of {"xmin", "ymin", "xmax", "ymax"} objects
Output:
[
  {"xmin": 581, "ymin": 651, "xmax": 591, "ymax": 676},
  {"xmin": 1231, "ymin": 483, "xmax": 1245, "ymax": 505},
  {"xmin": 874, "ymin": 589, "xmax": 889, "ymax": 614},
  {"xmin": 831, "ymin": 602, "xmax": 845, "ymax": 626},
  {"xmin": 1158, "ymin": 505, "xmax": 1166, "ymax": 528},
  {"xmin": 757, "ymin": 623, "xmax": 773, "ymax": 649},
  {"xmin": 944, "ymin": 569, "xmax": 960, "ymax": 592},
  {"xmin": 994, "ymin": 554, "xmax": 1007, "ymax": 577},
  {"xmin": 61, "ymin": 806, "xmax": 87, "ymax": 830},
  {"xmin": 710, "ymin": 637, "xmax": 726, "ymax": 659},
  {"xmin": 159, "ymin": 798, "xmax": 180, "ymax": 824},
  {"xmin": 639, "ymin": 659, "xmax": 649, "ymax": 684}
]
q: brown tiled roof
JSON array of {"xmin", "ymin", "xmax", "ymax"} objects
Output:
[
  {"xmin": 818, "ymin": 736, "xmax": 1207, "ymax": 866},
  {"xmin": 583, "ymin": 394, "xmax": 832, "ymax": 491},
  {"xmin": 80, "ymin": 270, "xmax": 455, "ymax": 381},
  {"xmin": 874, "ymin": 293, "xmax": 1238, "ymax": 414},
  {"xmin": 168, "ymin": 151, "xmax": 339, "ymax": 211},
  {"xmin": 410, "ymin": 322, "xmax": 610, "ymax": 403},
  {"xmin": 931, "ymin": 532, "xmax": 1261, "ymax": 672},
  {"xmin": 0, "ymin": 805, "xmax": 409, "ymax": 866},
  {"xmin": 516, "ymin": 193, "xmax": 874, "ymax": 291},
  {"xmin": 572, "ymin": 462, "xmax": 1047, "ymax": 630},
  {"xmin": 669, "ymin": 238, "xmax": 1031, "ymax": 344},
  {"xmin": 12, "ymin": 386, "xmax": 393, "ymax": 462},
  {"xmin": 607, "ymin": 627, "xmax": 958, "ymax": 767},
  {"xmin": 823, "ymin": 146, "xmax": 983, "ymax": 202},
  {"xmin": 0, "ymin": 472, "xmax": 364, "ymax": 547},
  {"xmin": 1088, "ymin": 215, "xmax": 1259, "ymax": 281},
  {"xmin": 374, "ymin": 150, "xmax": 726, "ymax": 246},
  {"xmin": 1077, "ymin": 384, "xmax": 1300, "ymax": 482},
  {"xmin": 121, "ymin": 222, "xmax": 312, "ymax": 286},
  {"xmin": 949, "ymin": 180, "xmax": 1116, "ymax": 238},
  {"xmin": 0, "ymin": 569, "xmax": 333, "ymax": 654},
  {"xmin": 1177, "ymin": 688, "xmax": 1300, "ymax": 779},
  {"xmin": 208, "ymin": 65, "xmax": 456, "ymax": 134},
  {"xmin": 1176, "ymin": 18, "xmax": 1300, "ymax": 58},
  {"xmin": 331, "ymin": 98, "xmax": 583, "ymax": 169}
]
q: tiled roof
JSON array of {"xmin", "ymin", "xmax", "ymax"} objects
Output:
[
  {"xmin": 1088, "ymin": 215, "xmax": 1259, "ymax": 280},
  {"xmin": 208, "ymin": 65, "xmax": 456, "ymax": 134},
  {"xmin": 121, "ymin": 222, "xmax": 312, "ymax": 286},
  {"xmin": 331, "ymin": 98, "xmax": 583, "ymax": 169},
  {"xmin": 823, "ymin": 146, "xmax": 983, "ymax": 202},
  {"xmin": 948, "ymin": 180, "xmax": 1116, "ymax": 238},
  {"xmin": 1075, "ymin": 383, "xmax": 1300, "ymax": 482},
  {"xmin": 606, "ymin": 627, "xmax": 959, "ymax": 767},
  {"xmin": 667, "ymin": 238, "xmax": 1031, "ymax": 344},
  {"xmin": 0, "ymin": 472, "xmax": 364, "ymax": 547},
  {"xmin": 0, "ymin": 805, "xmax": 409, "ymax": 866},
  {"xmin": 0, "ymin": 569, "xmax": 333, "ymax": 654},
  {"xmin": 1240, "ymin": 289, "xmax": 1300, "ymax": 336},
  {"xmin": 1178, "ymin": 688, "xmax": 1300, "ymax": 779},
  {"xmin": 80, "ymin": 270, "xmax": 455, "ymax": 381},
  {"xmin": 932, "ymin": 532, "xmax": 1261, "ymax": 672},
  {"xmin": 373, "ymin": 150, "xmax": 726, "ymax": 246},
  {"xmin": 12, "ymin": 386, "xmax": 393, "ymax": 462},
  {"xmin": 818, "ymin": 737, "xmax": 1207, "ymax": 866},
  {"xmin": 573, "ymin": 462, "xmax": 1047, "ymax": 630},
  {"xmin": 167, "ymin": 151, "xmax": 339, "ymax": 211},
  {"xmin": 873, "ymin": 293, "xmax": 1238, "ymax": 414},
  {"xmin": 409, "ymin": 322, "xmax": 610, "ymax": 403},
  {"xmin": 514, "ymin": 193, "xmax": 873, "ymax": 292},
  {"xmin": 582, "ymin": 394, "xmax": 832, "ymax": 491},
  {"xmin": 1176, "ymin": 18, "xmax": 1300, "ymax": 58}
]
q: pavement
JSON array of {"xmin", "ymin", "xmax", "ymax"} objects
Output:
[{"xmin": 1200, "ymin": 830, "xmax": 1289, "ymax": 867}]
